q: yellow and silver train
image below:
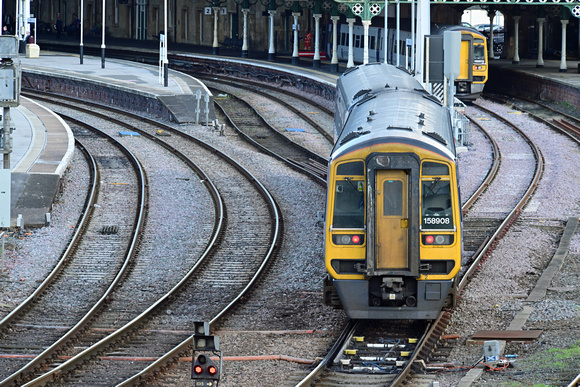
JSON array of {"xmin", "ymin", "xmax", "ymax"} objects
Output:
[
  {"xmin": 436, "ymin": 25, "xmax": 489, "ymax": 101},
  {"xmin": 324, "ymin": 63, "xmax": 462, "ymax": 320}
]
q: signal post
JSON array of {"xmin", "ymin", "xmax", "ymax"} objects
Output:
[{"xmin": 191, "ymin": 321, "xmax": 222, "ymax": 386}]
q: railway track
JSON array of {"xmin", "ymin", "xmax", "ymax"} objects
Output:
[
  {"xmin": 483, "ymin": 93, "xmax": 580, "ymax": 142},
  {"xmin": 0, "ymin": 117, "xmax": 147, "ymax": 385},
  {"xmin": 456, "ymin": 101, "xmax": 544, "ymax": 288},
  {"xmin": 196, "ymin": 74, "xmax": 334, "ymax": 143},
  {"xmin": 17, "ymin": 56, "xmax": 576, "ymax": 386},
  {"xmin": 8, "ymin": 90, "xmax": 283, "ymax": 385},
  {"xmin": 209, "ymin": 85, "xmax": 329, "ymax": 184}
]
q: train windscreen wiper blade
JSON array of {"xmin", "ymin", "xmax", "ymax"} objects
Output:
[{"xmin": 424, "ymin": 177, "xmax": 441, "ymax": 197}]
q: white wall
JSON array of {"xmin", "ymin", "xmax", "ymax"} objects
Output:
[{"xmin": 462, "ymin": 9, "xmax": 504, "ymax": 28}]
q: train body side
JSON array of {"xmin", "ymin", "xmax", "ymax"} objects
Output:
[{"xmin": 325, "ymin": 64, "xmax": 462, "ymax": 320}]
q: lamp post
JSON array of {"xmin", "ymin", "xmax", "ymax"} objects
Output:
[
  {"xmin": 233, "ymin": 0, "xmax": 258, "ymax": 57},
  {"xmin": 163, "ymin": 0, "xmax": 168, "ymax": 85},
  {"xmin": 80, "ymin": 0, "xmax": 84, "ymax": 64},
  {"xmin": 101, "ymin": 0, "xmax": 106, "ymax": 68}
]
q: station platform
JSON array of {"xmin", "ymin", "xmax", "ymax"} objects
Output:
[
  {"xmin": 20, "ymin": 52, "xmax": 214, "ymax": 124},
  {"xmin": 9, "ymin": 51, "xmax": 214, "ymax": 228},
  {"xmin": 6, "ymin": 97, "xmax": 74, "ymax": 227},
  {"xmin": 490, "ymin": 57, "xmax": 580, "ymax": 87},
  {"xmin": 487, "ymin": 57, "xmax": 580, "ymax": 113}
]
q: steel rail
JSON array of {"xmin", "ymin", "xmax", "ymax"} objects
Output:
[
  {"xmin": 0, "ymin": 140, "xmax": 98, "ymax": 331},
  {"xmin": 198, "ymin": 74, "xmax": 334, "ymax": 143},
  {"xmin": 15, "ymin": 96, "xmax": 225, "ymax": 387},
  {"xmin": 213, "ymin": 97, "xmax": 327, "ymax": 186},
  {"xmin": 458, "ymin": 103, "xmax": 545, "ymax": 293},
  {"xmin": 294, "ymin": 320, "xmax": 359, "ymax": 387},
  {"xmin": 23, "ymin": 88, "xmax": 328, "ymax": 185},
  {"xmin": 197, "ymin": 73, "xmax": 335, "ymax": 117},
  {"xmin": 461, "ymin": 123, "xmax": 501, "ymax": 214},
  {"xmin": 21, "ymin": 92, "xmax": 282, "ymax": 387},
  {"xmin": 117, "ymin": 169, "xmax": 283, "ymax": 386},
  {"xmin": 484, "ymin": 94, "xmax": 580, "ymax": 144},
  {"xmin": 1, "ymin": 116, "xmax": 148, "ymax": 386}
]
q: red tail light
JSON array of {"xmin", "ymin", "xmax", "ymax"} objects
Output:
[
  {"xmin": 332, "ymin": 234, "xmax": 365, "ymax": 245},
  {"xmin": 422, "ymin": 235, "xmax": 454, "ymax": 245}
]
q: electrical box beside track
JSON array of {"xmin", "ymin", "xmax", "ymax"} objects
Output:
[{"xmin": 483, "ymin": 340, "xmax": 500, "ymax": 365}]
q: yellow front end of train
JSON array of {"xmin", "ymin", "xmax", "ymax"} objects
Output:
[
  {"xmin": 324, "ymin": 143, "xmax": 462, "ymax": 320},
  {"xmin": 456, "ymin": 28, "xmax": 488, "ymax": 101}
]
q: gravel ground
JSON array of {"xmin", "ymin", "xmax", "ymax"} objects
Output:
[
  {"xmin": 1, "ymin": 87, "xmax": 579, "ymax": 386},
  {"xmin": 0, "ymin": 150, "xmax": 89, "ymax": 319},
  {"xmin": 436, "ymin": 99, "xmax": 580, "ymax": 386}
]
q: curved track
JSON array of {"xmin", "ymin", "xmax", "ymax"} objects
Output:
[
  {"xmin": 197, "ymin": 74, "xmax": 334, "ymax": 143},
  {"xmin": 0, "ymin": 117, "xmax": 147, "ymax": 386},
  {"xmin": 210, "ymin": 85, "xmax": 329, "ymax": 184},
  {"xmin": 12, "ymin": 91, "xmax": 283, "ymax": 386}
]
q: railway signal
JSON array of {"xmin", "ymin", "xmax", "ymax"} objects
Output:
[
  {"xmin": 191, "ymin": 321, "xmax": 222, "ymax": 386},
  {"xmin": 192, "ymin": 353, "xmax": 220, "ymax": 382}
]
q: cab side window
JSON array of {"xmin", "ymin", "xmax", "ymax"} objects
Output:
[
  {"xmin": 421, "ymin": 162, "xmax": 453, "ymax": 229},
  {"xmin": 332, "ymin": 161, "xmax": 365, "ymax": 229}
]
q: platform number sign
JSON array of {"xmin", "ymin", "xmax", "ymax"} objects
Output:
[{"xmin": 204, "ymin": 7, "xmax": 212, "ymax": 15}]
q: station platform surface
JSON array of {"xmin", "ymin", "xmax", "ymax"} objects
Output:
[
  {"xmin": 20, "ymin": 51, "xmax": 213, "ymax": 124},
  {"xmin": 489, "ymin": 57, "xmax": 580, "ymax": 89},
  {"xmin": 6, "ymin": 97, "xmax": 74, "ymax": 227}
]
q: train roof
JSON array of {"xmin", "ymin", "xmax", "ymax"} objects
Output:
[
  {"xmin": 333, "ymin": 87, "xmax": 455, "ymax": 159},
  {"xmin": 336, "ymin": 63, "xmax": 424, "ymax": 112},
  {"xmin": 433, "ymin": 25, "xmax": 486, "ymax": 38}
]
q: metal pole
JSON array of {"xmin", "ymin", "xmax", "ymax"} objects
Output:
[
  {"xmin": 80, "ymin": 0, "xmax": 84, "ymax": 64},
  {"xmin": 3, "ymin": 107, "xmax": 10, "ymax": 169},
  {"xmin": 101, "ymin": 0, "xmax": 106, "ymax": 68},
  {"xmin": 163, "ymin": 0, "xmax": 168, "ymax": 86},
  {"xmin": 411, "ymin": 0, "xmax": 415, "ymax": 72},
  {"xmin": 396, "ymin": 0, "xmax": 400, "ymax": 67},
  {"xmin": 383, "ymin": 0, "xmax": 387, "ymax": 63},
  {"xmin": 15, "ymin": 0, "xmax": 19, "ymax": 41},
  {"xmin": 1, "ymin": 232, "xmax": 4, "ymax": 274},
  {"xmin": 23, "ymin": 0, "xmax": 29, "ymax": 40}
]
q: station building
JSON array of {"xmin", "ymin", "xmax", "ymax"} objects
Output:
[{"xmin": 4, "ymin": 0, "xmax": 580, "ymax": 66}]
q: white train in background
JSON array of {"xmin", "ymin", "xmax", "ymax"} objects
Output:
[{"xmin": 326, "ymin": 23, "xmax": 413, "ymax": 66}]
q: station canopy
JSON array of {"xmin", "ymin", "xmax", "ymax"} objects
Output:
[{"xmin": 330, "ymin": 0, "xmax": 580, "ymax": 19}]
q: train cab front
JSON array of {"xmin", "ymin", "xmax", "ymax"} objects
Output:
[{"xmin": 325, "ymin": 153, "xmax": 461, "ymax": 320}]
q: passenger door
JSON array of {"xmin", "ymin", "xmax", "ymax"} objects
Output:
[{"xmin": 376, "ymin": 170, "xmax": 408, "ymax": 270}]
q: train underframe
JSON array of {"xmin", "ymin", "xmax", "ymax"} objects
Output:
[
  {"xmin": 456, "ymin": 80, "xmax": 486, "ymax": 102},
  {"xmin": 332, "ymin": 277, "xmax": 455, "ymax": 320}
]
